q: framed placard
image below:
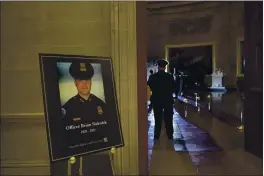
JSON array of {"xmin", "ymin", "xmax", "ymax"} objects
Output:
[{"xmin": 39, "ymin": 54, "xmax": 124, "ymax": 162}]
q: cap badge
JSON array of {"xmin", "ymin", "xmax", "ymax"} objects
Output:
[
  {"xmin": 97, "ymin": 106, "xmax": 103, "ymax": 115},
  {"xmin": 80, "ymin": 63, "xmax": 87, "ymax": 72},
  {"xmin": 73, "ymin": 117, "xmax": 81, "ymax": 121}
]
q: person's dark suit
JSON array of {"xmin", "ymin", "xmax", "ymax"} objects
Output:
[{"xmin": 147, "ymin": 60, "xmax": 175, "ymax": 139}]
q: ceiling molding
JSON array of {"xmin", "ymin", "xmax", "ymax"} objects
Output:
[
  {"xmin": 148, "ymin": 2, "xmax": 223, "ymax": 18},
  {"xmin": 147, "ymin": 1, "xmax": 202, "ymax": 11},
  {"xmin": 148, "ymin": 2, "xmax": 223, "ymax": 15},
  {"xmin": 148, "ymin": 11, "xmax": 214, "ymax": 22},
  {"xmin": 168, "ymin": 15, "xmax": 214, "ymax": 36},
  {"xmin": 147, "ymin": 1, "xmax": 176, "ymax": 5}
]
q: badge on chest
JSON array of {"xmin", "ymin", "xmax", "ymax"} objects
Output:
[{"xmin": 97, "ymin": 106, "xmax": 103, "ymax": 115}]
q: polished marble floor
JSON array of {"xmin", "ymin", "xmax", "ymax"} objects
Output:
[
  {"xmin": 181, "ymin": 91, "xmax": 243, "ymax": 119},
  {"xmin": 178, "ymin": 91, "xmax": 244, "ymax": 126},
  {"xmin": 148, "ymin": 99, "xmax": 262, "ymax": 175}
]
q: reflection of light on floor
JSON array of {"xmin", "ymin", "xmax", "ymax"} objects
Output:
[
  {"xmin": 240, "ymin": 110, "xmax": 243, "ymax": 124},
  {"xmin": 148, "ymin": 111, "xmax": 155, "ymax": 168},
  {"xmin": 237, "ymin": 125, "xmax": 244, "ymax": 131},
  {"xmin": 178, "ymin": 96, "xmax": 206, "ymax": 109},
  {"xmin": 184, "ymin": 110, "xmax": 188, "ymax": 117},
  {"xmin": 148, "ymin": 106, "xmax": 222, "ymax": 167}
]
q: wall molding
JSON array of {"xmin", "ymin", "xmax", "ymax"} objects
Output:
[
  {"xmin": 1, "ymin": 160, "xmax": 50, "ymax": 175},
  {"xmin": 1, "ymin": 113, "xmax": 44, "ymax": 117},
  {"xmin": 1, "ymin": 160, "xmax": 50, "ymax": 168},
  {"xmin": 1, "ymin": 113, "xmax": 45, "ymax": 124}
]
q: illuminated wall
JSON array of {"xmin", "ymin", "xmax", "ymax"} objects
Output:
[
  {"xmin": 0, "ymin": 2, "xmax": 111, "ymax": 174},
  {"xmin": 1, "ymin": 2, "xmax": 111, "ymax": 114},
  {"xmin": 148, "ymin": 2, "xmax": 244, "ymax": 87},
  {"xmin": 1, "ymin": 2, "xmax": 142, "ymax": 175}
]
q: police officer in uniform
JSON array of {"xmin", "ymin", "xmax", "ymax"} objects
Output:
[
  {"xmin": 61, "ymin": 62, "xmax": 108, "ymax": 147},
  {"xmin": 147, "ymin": 59, "xmax": 175, "ymax": 140}
]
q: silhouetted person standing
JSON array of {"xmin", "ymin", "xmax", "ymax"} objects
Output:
[
  {"xmin": 148, "ymin": 69, "xmax": 154, "ymax": 113},
  {"xmin": 147, "ymin": 60, "xmax": 175, "ymax": 140}
]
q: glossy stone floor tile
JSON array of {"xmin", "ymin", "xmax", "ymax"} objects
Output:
[
  {"xmin": 148, "ymin": 98, "xmax": 262, "ymax": 175},
  {"xmin": 148, "ymin": 105, "xmax": 222, "ymax": 175},
  {"xmin": 176, "ymin": 101, "xmax": 262, "ymax": 175},
  {"xmin": 149, "ymin": 150, "xmax": 197, "ymax": 175},
  {"xmin": 148, "ymin": 110, "xmax": 221, "ymax": 154},
  {"xmin": 173, "ymin": 111, "xmax": 222, "ymax": 153},
  {"xmin": 178, "ymin": 92, "xmax": 244, "ymax": 127},
  {"xmin": 180, "ymin": 91, "xmax": 244, "ymax": 120}
]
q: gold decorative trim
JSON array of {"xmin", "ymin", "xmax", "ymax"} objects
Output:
[
  {"xmin": 236, "ymin": 37, "xmax": 244, "ymax": 77},
  {"xmin": 165, "ymin": 41, "xmax": 216, "ymax": 72}
]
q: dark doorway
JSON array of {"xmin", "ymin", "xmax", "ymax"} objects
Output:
[{"xmin": 244, "ymin": 1, "xmax": 263, "ymax": 158}]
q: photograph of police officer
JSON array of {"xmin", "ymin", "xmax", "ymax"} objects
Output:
[
  {"xmin": 39, "ymin": 54, "xmax": 124, "ymax": 161},
  {"xmin": 57, "ymin": 61, "xmax": 109, "ymax": 147},
  {"xmin": 60, "ymin": 62, "xmax": 106, "ymax": 120}
]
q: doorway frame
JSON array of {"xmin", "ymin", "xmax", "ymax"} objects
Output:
[
  {"xmin": 236, "ymin": 37, "xmax": 245, "ymax": 77},
  {"xmin": 110, "ymin": 1, "xmax": 148, "ymax": 175}
]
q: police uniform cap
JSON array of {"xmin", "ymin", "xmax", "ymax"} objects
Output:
[
  {"xmin": 157, "ymin": 59, "xmax": 169, "ymax": 67},
  {"xmin": 69, "ymin": 62, "xmax": 94, "ymax": 80}
]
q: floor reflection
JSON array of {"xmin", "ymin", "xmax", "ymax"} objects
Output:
[
  {"xmin": 178, "ymin": 91, "xmax": 244, "ymax": 127},
  {"xmin": 148, "ymin": 105, "xmax": 222, "ymax": 168},
  {"xmin": 148, "ymin": 93, "xmax": 262, "ymax": 175},
  {"xmin": 183, "ymin": 91, "xmax": 243, "ymax": 119}
]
